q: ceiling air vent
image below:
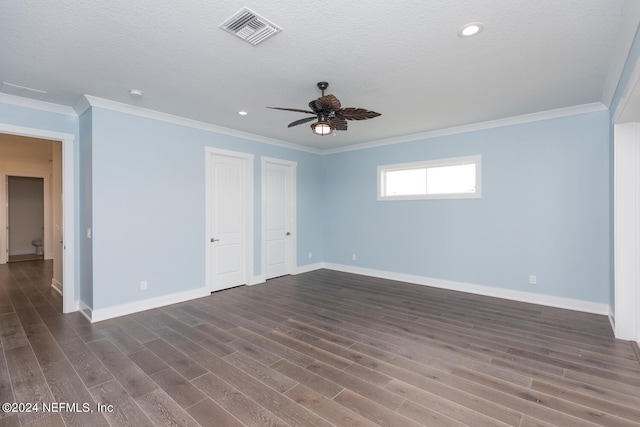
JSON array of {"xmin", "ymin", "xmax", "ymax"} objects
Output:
[{"xmin": 219, "ymin": 7, "xmax": 282, "ymax": 46}]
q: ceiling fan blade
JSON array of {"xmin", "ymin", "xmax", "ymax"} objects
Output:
[
  {"xmin": 271, "ymin": 83, "xmax": 379, "ymax": 134},
  {"xmin": 329, "ymin": 117, "xmax": 348, "ymax": 131},
  {"xmin": 267, "ymin": 107, "xmax": 316, "ymax": 114},
  {"xmin": 315, "ymin": 94, "xmax": 341, "ymax": 111},
  {"xmin": 288, "ymin": 116, "xmax": 318, "ymax": 128},
  {"xmin": 338, "ymin": 107, "xmax": 381, "ymax": 120}
]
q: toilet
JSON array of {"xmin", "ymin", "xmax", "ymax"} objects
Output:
[{"xmin": 32, "ymin": 239, "xmax": 43, "ymax": 256}]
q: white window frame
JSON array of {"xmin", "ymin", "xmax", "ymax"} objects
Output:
[{"xmin": 378, "ymin": 155, "xmax": 482, "ymax": 201}]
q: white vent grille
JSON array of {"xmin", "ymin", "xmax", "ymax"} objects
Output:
[{"xmin": 219, "ymin": 7, "xmax": 281, "ymax": 45}]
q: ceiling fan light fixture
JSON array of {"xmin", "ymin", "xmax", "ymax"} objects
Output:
[
  {"xmin": 311, "ymin": 121, "xmax": 333, "ymax": 135},
  {"xmin": 270, "ymin": 81, "xmax": 380, "ymax": 136}
]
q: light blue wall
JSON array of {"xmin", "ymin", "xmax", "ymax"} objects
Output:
[
  {"xmin": 89, "ymin": 108, "xmax": 323, "ymax": 309},
  {"xmin": 0, "ymin": 99, "xmax": 613, "ymax": 310},
  {"xmin": 322, "ymin": 110, "xmax": 611, "ymax": 304}
]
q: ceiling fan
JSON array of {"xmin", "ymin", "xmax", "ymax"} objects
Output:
[{"xmin": 268, "ymin": 82, "xmax": 381, "ymax": 136}]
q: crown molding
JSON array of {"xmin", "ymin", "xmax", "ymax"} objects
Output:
[
  {"xmin": 73, "ymin": 95, "xmax": 91, "ymax": 117},
  {"xmin": 0, "ymin": 93, "xmax": 77, "ymax": 116},
  {"xmin": 321, "ymin": 102, "xmax": 609, "ymax": 155},
  {"xmin": 3, "ymin": 92, "xmax": 609, "ymax": 157},
  {"xmin": 82, "ymin": 95, "xmax": 321, "ymax": 154}
]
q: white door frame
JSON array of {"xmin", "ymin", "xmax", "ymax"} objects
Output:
[
  {"xmin": 205, "ymin": 147, "xmax": 254, "ymax": 291},
  {"xmin": 612, "ymin": 52, "xmax": 640, "ymax": 345},
  {"xmin": 0, "ymin": 123, "xmax": 76, "ymax": 313},
  {"xmin": 261, "ymin": 157, "xmax": 297, "ymax": 280},
  {"xmin": 614, "ymin": 123, "xmax": 640, "ymax": 344}
]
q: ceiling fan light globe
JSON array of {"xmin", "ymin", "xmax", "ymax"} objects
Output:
[{"xmin": 311, "ymin": 121, "xmax": 333, "ymax": 135}]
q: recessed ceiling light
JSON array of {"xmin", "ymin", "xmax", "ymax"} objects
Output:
[
  {"xmin": 129, "ymin": 89, "xmax": 143, "ymax": 99},
  {"xmin": 238, "ymin": 111, "xmax": 248, "ymax": 116},
  {"xmin": 458, "ymin": 22, "xmax": 484, "ymax": 38}
]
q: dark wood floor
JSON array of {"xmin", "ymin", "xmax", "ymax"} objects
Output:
[{"xmin": 1, "ymin": 261, "xmax": 639, "ymax": 426}]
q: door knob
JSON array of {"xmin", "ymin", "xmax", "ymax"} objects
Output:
[
  {"xmin": 286, "ymin": 232, "xmax": 291, "ymax": 236},
  {"xmin": 211, "ymin": 238, "xmax": 220, "ymax": 242}
]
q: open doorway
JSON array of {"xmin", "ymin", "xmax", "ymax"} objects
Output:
[
  {"xmin": 7, "ymin": 176, "xmax": 45, "ymax": 262},
  {"xmin": 0, "ymin": 124, "xmax": 74, "ymax": 313},
  {"xmin": 1, "ymin": 137, "xmax": 61, "ymax": 289}
]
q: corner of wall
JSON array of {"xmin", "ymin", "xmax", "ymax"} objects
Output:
[
  {"xmin": 78, "ymin": 109, "xmax": 93, "ymax": 309},
  {"xmin": 323, "ymin": 263, "xmax": 611, "ymax": 316}
]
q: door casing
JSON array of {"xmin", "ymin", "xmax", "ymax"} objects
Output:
[
  {"xmin": 205, "ymin": 147, "xmax": 254, "ymax": 291},
  {"xmin": 5, "ymin": 174, "xmax": 48, "ymax": 258},
  {"xmin": 261, "ymin": 157, "xmax": 297, "ymax": 280}
]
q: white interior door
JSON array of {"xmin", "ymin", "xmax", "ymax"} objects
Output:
[
  {"xmin": 263, "ymin": 159, "xmax": 296, "ymax": 280},
  {"xmin": 207, "ymin": 150, "xmax": 253, "ymax": 292}
]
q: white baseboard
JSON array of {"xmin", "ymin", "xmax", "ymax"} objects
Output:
[
  {"xmin": 52, "ymin": 279, "xmax": 80, "ymax": 314},
  {"xmin": 609, "ymin": 312, "xmax": 616, "ymax": 333},
  {"xmin": 51, "ymin": 279, "xmax": 62, "ymax": 295},
  {"xmin": 322, "ymin": 263, "xmax": 611, "ymax": 316},
  {"xmin": 294, "ymin": 262, "xmax": 324, "ymax": 275},
  {"xmin": 250, "ymin": 275, "xmax": 266, "ymax": 286},
  {"xmin": 79, "ymin": 263, "xmax": 611, "ymax": 323},
  {"xmin": 79, "ymin": 300, "xmax": 92, "ymax": 322},
  {"xmin": 251, "ymin": 263, "xmax": 323, "ymax": 284},
  {"xmin": 86, "ymin": 287, "xmax": 210, "ymax": 323}
]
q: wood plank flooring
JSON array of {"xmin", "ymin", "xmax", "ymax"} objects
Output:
[{"xmin": 1, "ymin": 260, "xmax": 639, "ymax": 426}]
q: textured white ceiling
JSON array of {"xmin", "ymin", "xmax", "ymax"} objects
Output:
[{"xmin": 0, "ymin": 0, "xmax": 636, "ymax": 150}]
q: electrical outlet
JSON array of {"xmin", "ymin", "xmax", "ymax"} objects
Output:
[
  {"xmin": 140, "ymin": 280, "xmax": 148, "ymax": 290},
  {"xmin": 352, "ymin": 254, "xmax": 357, "ymax": 261},
  {"xmin": 529, "ymin": 275, "xmax": 537, "ymax": 285}
]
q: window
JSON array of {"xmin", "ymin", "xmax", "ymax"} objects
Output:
[{"xmin": 378, "ymin": 155, "xmax": 481, "ymax": 200}]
